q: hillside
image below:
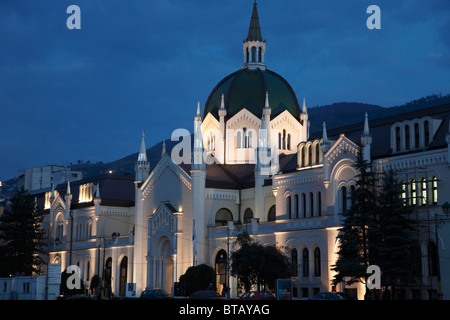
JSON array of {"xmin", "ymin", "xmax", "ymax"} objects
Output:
[{"xmin": 1, "ymin": 93, "xmax": 448, "ymax": 194}]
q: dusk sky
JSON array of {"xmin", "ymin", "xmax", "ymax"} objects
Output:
[{"xmin": 1, "ymin": 0, "xmax": 449, "ymax": 181}]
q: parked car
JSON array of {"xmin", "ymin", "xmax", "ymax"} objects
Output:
[
  {"xmin": 239, "ymin": 291, "xmax": 276, "ymax": 300},
  {"xmin": 189, "ymin": 290, "xmax": 226, "ymax": 300},
  {"xmin": 140, "ymin": 289, "xmax": 171, "ymax": 300},
  {"xmin": 309, "ymin": 292, "xmax": 356, "ymax": 300}
]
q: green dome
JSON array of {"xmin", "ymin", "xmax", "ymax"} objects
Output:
[{"xmin": 204, "ymin": 67, "xmax": 301, "ymax": 120}]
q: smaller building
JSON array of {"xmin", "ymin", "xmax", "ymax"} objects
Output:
[
  {"xmin": 0, "ymin": 275, "xmax": 56, "ymax": 300},
  {"xmin": 18, "ymin": 165, "xmax": 83, "ymax": 192}
]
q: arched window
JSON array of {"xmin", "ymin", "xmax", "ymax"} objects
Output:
[
  {"xmin": 430, "ymin": 176, "xmax": 437, "ymax": 205},
  {"xmin": 287, "ymin": 195, "xmax": 292, "ymax": 219},
  {"xmin": 215, "ymin": 208, "xmax": 233, "ymax": 226},
  {"xmin": 294, "ymin": 194, "xmax": 299, "ymax": 219},
  {"xmin": 395, "ymin": 126, "xmax": 401, "ymax": 151},
  {"xmin": 248, "ymin": 130, "xmax": 253, "ymax": 148},
  {"xmin": 350, "ymin": 185, "xmax": 356, "ymax": 209},
  {"xmin": 282, "ymin": 130, "xmax": 286, "ymax": 149},
  {"xmin": 409, "ymin": 179, "xmax": 416, "ymax": 206},
  {"xmin": 420, "ymin": 178, "xmax": 427, "ymax": 206},
  {"xmin": 246, "ymin": 47, "xmax": 250, "ymax": 63},
  {"xmin": 278, "ymin": 133, "xmax": 282, "ymax": 150},
  {"xmin": 308, "ymin": 145, "xmax": 312, "ymax": 166},
  {"xmin": 424, "ymin": 121, "xmax": 430, "ymax": 146},
  {"xmin": 301, "ymin": 146, "xmax": 305, "ymax": 167},
  {"xmin": 301, "ymin": 193, "xmax": 306, "ymax": 218},
  {"xmin": 414, "ymin": 123, "xmax": 420, "ymax": 149},
  {"xmin": 309, "ymin": 192, "xmax": 314, "ymax": 217},
  {"xmin": 314, "ymin": 248, "xmax": 321, "ymax": 277},
  {"xmin": 258, "ymin": 47, "xmax": 262, "ymax": 63},
  {"xmin": 215, "ymin": 250, "xmax": 227, "ymax": 294},
  {"xmin": 317, "ymin": 191, "xmax": 322, "ymax": 217},
  {"xmin": 268, "ymin": 205, "xmax": 276, "ymax": 222},
  {"xmin": 243, "ymin": 128, "xmax": 248, "ymax": 148},
  {"xmin": 405, "ymin": 125, "xmax": 410, "ymax": 150},
  {"xmin": 315, "ymin": 143, "xmax": 320, "ymax": 164},
  {"xmin": 291, "ymin": 249, "xmax": 298, "ymax": 277},
  {"xmin": 119, "ymin": 256, "xmax": 128, "ymax": 297},
  {"xmin": 243, "ymin": 208, "xmax": 253, "ymax": 224},
  {"xmin": 251, "ymin": 46, "xmax": 256, "ymax": 62},
  {"xmin": 287, "ymin": 134, "xmax": 291, "ymax": 150},
  {"xmin": 302, "ymin": 248, "xmax": 309, "ymax": 277},
  {"xmin": 341, "ymin": 186, "xmax": 347, "ymax": 213},
  {"xmin": 427, "ymin": 242, "xmax": 438, "ymax": 276}
]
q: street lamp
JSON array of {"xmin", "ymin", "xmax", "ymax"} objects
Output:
[
  {"xmin": 100, "ymin": 232, "xmax": 119, "ymax": 299},
  {"xmin": 226, "ymin": 220, "xmax": 242, "ymax": 300}
]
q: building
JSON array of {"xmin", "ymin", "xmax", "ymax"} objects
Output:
[
  {"xmin": 40, "ymin": 2, "xmax": 450, "ymax": 300},
  {"xmin": 19, "ymin": 165, "xmax": 83, "ymax": 192}
]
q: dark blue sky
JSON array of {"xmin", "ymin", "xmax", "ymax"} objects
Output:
[{"xmin": 1, "ymin": 0, "xmax": 449, "ymax": 180}]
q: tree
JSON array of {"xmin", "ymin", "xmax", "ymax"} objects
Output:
[
  {"xmin": 373, "ymin": 170, "xmax": 419, "ymax": 298},
  {"xmin": 179, "ymin": 264, "xmax": 216, "ymax": 296},
  {"xmin": 332, "ymin": 147, "xmax": 378, "ymax": 287},
  {"xmin": 230, "ymin": 231, "xmax": 291, "ymax": 292},
  {"xmin": 0, "ymin": 187, "xmax": 46, "ymax": 276}
]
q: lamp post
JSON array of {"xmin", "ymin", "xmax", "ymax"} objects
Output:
[
  {"xmin": 435, "ymin": 202, "xmax": 450, "ymax": 300},
  {"xmin": 100, "ymin": 232, "xmax": 119, "ymax": 299},
  {"xmin": 226, "ymin": 220, "xmax": 242, "ymax": 300}
]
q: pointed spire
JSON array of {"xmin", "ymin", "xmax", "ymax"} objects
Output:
[
  {"xmin": 265, "ymin": 91, "xmax": 270, "ymax": 109},
  {"xmin": 195, "ymin": 101, "xmax": 202, "ymax": 122},
  {"xmin": 161, "ymin": 139, "xmax": 166, "ymax": 157},
  {"xmin": 137, "ymin": 131, "xmax": 148, "ymax": 162},
  {"xmin": 302, "ymin": 97, "xmax": 307, "ymax": 114},
  {"xmin": 246, "ymin": 1, "xmax": 263, "ymax": 42},
  {"xmin": 220, "ymin": 94, "xmax": 225, "ymax": 110},
  {"xmin": 66, "ymin": 181, "xmax": 71, "ymax": 195},
  {"xmin": 363, "ymin": 112, "xmax": 370, "ymax": 135},
  {"xmin": 322, "ymin": 121, "xmax": 328, "ymax": 142}
]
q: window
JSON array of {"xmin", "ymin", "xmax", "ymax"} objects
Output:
[
  {"xmin": 243, "ymin": 128, "xmax": 248, "ymax": 148},
  {"xmin": 317, "ymin": 191, "xmax": 322, "ymax": 217},
  {"xmin": 314, "ymin": 248, "xmax": 321, "ymax": 277},
  {"xmin": 251, "ymin": 46, "xmax": 256, "ymax": 62},
  {"xmin": 215, "ymin": 208, "xmax": 233, "ymax": 226},
  {"xmin": 428, "ymin": 242, "xmax": 438, "ymax": 276},
  {"xmin": 291, "ymin": 249, "xmax": 298, "ymax": 277},
  {"xmin": 430, "ymin": 176, "xmax": 437, "ymax": 205},
  {"xmin": 315, "ymin": 143, "xmax": 320, "ymax": 164},
  {"xmin": 309, "ymin": 192, "xmax": 314, "ymax": 217},
  {"xmin": 350, "ymin": 185, "xmax": 356, "ymax": 209},
  {"xmin": 294, "ymin": 194, "xmax": 299, "ymax": 219},
  {"xmin": 405, "ymin": 125, "xmax": 410, "ymax": 150},
  {"xmin": 401, "ymin": 181, "xmax": 406, "ymax": 205},
  {"xmin": 395, "ymin": 126, "xmax": 401, "ymax": 151},
  {"xmin": 414, "ymin": 123, "xmax": 420, "ymax": 148},
  {"xmin": 424, "ymin": 121, "xmax": 430, "ymax": 146},
  {"xmin": 243, "ymin": 208, "xmax": 253, "ymax": 224},
  {"xmin": 308, "ymin": 145, "xmax": 312, "ymax": 166},
  {"xmin": 341, "ymin": 186, "xmax": 347, "ymax": 213},
  {"xmin": 420, "ymin": 178, "xmax": 427, "ymax": 206},
  {"xmin": 282, "ymin": 130, "xmax": 286, "ymax": 149},
  {"xmin": 278, "ymin": 133, "xmax": 282, "ymax": 150},
  {"xmin": 301, "ymin": 146, "xmax": 305, "ymax": 166},
  {"xmin": 301, "ymin": 193, "xmax": 306, "ymax": 218},
  {"xmin": 268, "ymin": 205, "xmax": 276, "ymax": 222},
  {"xmin": 302, "ymin": 248, "xmax": 309, "ymax": 277},
  {"xmin": 258, "ymin": 47, "xmax": 262, "ymax": 63},
  {"xmin": 287, "ymin": 196, "xmax": 292, "ymax": 219},
  {"xmin": 287, "ymin": 134, "xmax": 291, "ymax": 150},
  {"xmin": 410, "ymin": 179, "xmax": 416, "ymax": 206}
]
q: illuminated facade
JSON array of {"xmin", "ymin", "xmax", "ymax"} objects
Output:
[{"xmin": 41, "ymin": 2, "xmax": 450, "ymax": 300}]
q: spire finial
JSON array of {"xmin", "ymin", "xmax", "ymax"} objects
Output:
[
  {"xmin": 302, "ymin": 97, "xmax": 307, "ymax": 113},
  {"xmin": 137, "ymin": 131, "xmax": 148, "ymax": 162},
  {"xmin": 220, "ymin": 94, "xmax": 225, "ymax": 109},
  {"xmin": 363, "ymin": 112, "xmax": 370, "ymax": 135},
  {"xmin": 66, "ymin": 181, "xmax": 71, "ymax": 195},
  {"xmin": 322, "ymin": 121, "xmax": 328, "ymax": 142},
  {"xmin": 161, "ymin": 139, "xmax": 166, "ymax": 157}
]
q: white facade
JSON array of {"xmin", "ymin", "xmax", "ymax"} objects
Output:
[{"xmin": 40, "ymin": 2, "xmax": 450, "ymax": 301}]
